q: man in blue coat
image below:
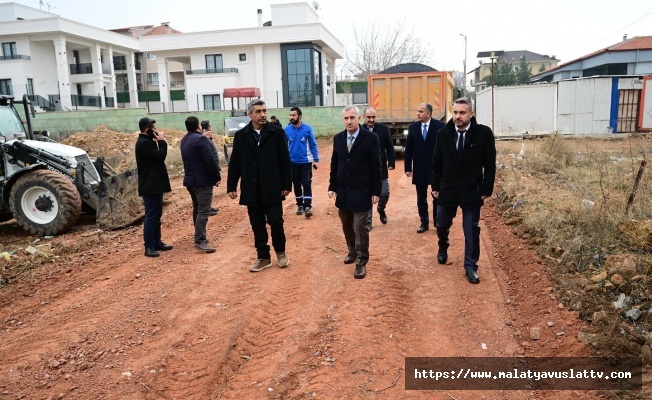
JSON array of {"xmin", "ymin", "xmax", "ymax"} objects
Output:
[
  {"xmin": 180, "ymin": 116, "xmax": 222, "ymax": 253},
  {"xmin": 328, "ymin": 105, "xmax": 382, "ymax": 279},
  {"xmin": 285, "ymin": 106, "xmax": 319, "ymax": 217},
  {"xmin": 405, "ymin": 102, "xmax": 445, "ymax": 233}
]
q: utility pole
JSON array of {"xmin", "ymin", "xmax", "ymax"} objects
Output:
[
  {"xmin": 460, "ymin": 34, "xmax": 467, "ymax": 97},
  {"xmin": 490, "ymin": 54, "xmax": 499, "ymax": 133}
]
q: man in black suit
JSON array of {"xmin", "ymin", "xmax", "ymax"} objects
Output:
[
  {"xmin": 328, "ymin": 105, "xmax": 382, "ymax": 279},
  {"xmin": 227, "ymin": 100, "xmax": 292, "ymax": 273},
  {"xmin": 432, "ymin": 98, "xmax": 496, "ymax": 284},
  {"xmin": 405, "ymin": 102, "xmax": 445, "ymax": 233},
  {"xmin": 363, "ymin": 106, "xmax": 395, "ymax": 229}
]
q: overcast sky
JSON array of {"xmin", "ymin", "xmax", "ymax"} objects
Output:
[{"xmin": 9, "ymin": 0, "xmax": 652, "ymax": 76}]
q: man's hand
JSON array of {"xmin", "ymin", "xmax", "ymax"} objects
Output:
[
  {"xmin": 372, "ymin": 196, "xmax": 379, "ymax": 204},
  {"xmin": 431, "ymin": 191, "xmax": 439, "ymax": 199},
  {"xmin": 228, "ymin": 191, "xmax": 237, "ymax": 199},
  {"xmin": 328, "ymin": 191, "xmax": 335, "ymax": 199},
  {"xmin": 153, "ymin": 130, "xmax": 166, "ymax": 142},
  {"xmin": 481, "ymin": 195, "xmax": 490, "ymax": 200},
  {"xmin": 215, "ymin": 181, "xmax": 221, "ymax": 187},
  {"xmin": 405, "ymin": 171, "xmax": 412, "ymax": 177},
  {"xmin": 281, "ymin": 190, "xmax": 290, "ymax": 196}
]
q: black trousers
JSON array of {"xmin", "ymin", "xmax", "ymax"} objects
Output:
[
  {"xmin": 436, "ymin": 205, "xmax": 481, "ymax": 274},
  {"xmin": 142, "ymin": 193, "xmax": 163, "ymax": 250},
  {"xmin": 247, "ymin": 202, "xmax": 286, "ymax": 259},
  {"xmin": 291, "ymin": 163, "xmax": 313, "ymax": 207},
  {"xmin": 416, "ymin": 184, "xmax": 437, "ymax": 225}
]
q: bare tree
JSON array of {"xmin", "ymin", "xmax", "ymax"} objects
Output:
[{"xmin": 344, "ymin": 17, "xmax": 433, "ymax": 80}]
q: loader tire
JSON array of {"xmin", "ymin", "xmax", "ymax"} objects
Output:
[{"xmin": 9, "ymin": 169, "xmax": 82, "ymax": 236}]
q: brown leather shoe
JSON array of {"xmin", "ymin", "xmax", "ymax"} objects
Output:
[
  {"xmin": 344, "ymin": 254, "xmax": 356, "ymax": 264},
  {"xmin": 354, "ymin": 265, "xmax": 366, "ymax": 279}
]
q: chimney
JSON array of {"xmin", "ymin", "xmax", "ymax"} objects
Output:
[
  {"xmin": 257, "ymin": 9, "xmax": 263, "ymax": 27},
  {"xmin": 161, "ymin": 22, "xmax": 171, "ymax": 35},
  {"xmin": 623, "ymin": 34, "xmax": 628, "ymax": 42}
]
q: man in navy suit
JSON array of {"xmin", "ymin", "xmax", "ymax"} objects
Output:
[
  {"xmin": 432, "ymin": 97, "xmax": 496, "ymax": 284},
  {"xmin": 328, "ymin": 105, "xmax": 382, "ymax": 279},
  {"xmin": 405, "ymin": 102, "xmax": 445, "ymax": 233}
]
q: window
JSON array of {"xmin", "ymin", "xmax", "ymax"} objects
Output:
[
  {"xmin": 286, "ymin": 48, "xmax": 312, "ymax": 106},
  {"xmin": 239, "ymin": 53, "xmax": 247, "ymax": 62},
  {"xmin": 203, "ymin": 94, "xmax": 221, "ymax": 111},
  {"xmin": 205, "ymin": 54, "xmax": 223, "ymax": 72},
  {"xmin": 147, "ymin": 73, "xmax": 159, "ymax": 85},
  {"xmin": 27, "ymin": 78, "xmax": 34, "ymax": 96},
  {"xmin": 0, "ymin": 79, "xmax": 12, "ymax": 95},
  {"xmin": 2, "ymin": 42, "xmax": 17, "ymax": 56},
  {"xmin": 146, "ymin": 53, "xmax": 156, "ymax": 60}
]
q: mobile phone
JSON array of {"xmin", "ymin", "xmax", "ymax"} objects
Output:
[{"xmin": 147, "ymin": 128, "xmax": 156, "ymax": 138}]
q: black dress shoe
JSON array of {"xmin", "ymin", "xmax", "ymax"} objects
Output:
[
  {"xmin": 209, "ymin": 210, "xmax": 218, "ymax": 216},
  {"xmin": 379, "ymin": 210, "xmax": 388, "ymax": 224},
  {"xmin": 155, "ymin": 242, "xmax": 173, "ymax": 251},
  {"xmin": 344, "ymin": 254, "xmax": 356, "ymax": 264},
  {"xmin": 437, "ymin": 252, "xmax": 447, "ymax": 264},
  {"xmin": 417, "ymin": 223, "xmax": 429, "ymax": 233},
  {"xmin": 465, "ymin": 270, "xmax": 480, "ymax": 284},
  {"xmin": 354, "ymin": 265, "xmax": 366, "ymax": 279},
  {"xmin": 145, "ymin": 247, "xmax": 160, "ymax": 258}
]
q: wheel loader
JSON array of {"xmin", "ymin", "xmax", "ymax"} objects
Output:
[{"xmin": 0, "ymin": 95, "xmax": 142, "ymax": 236}]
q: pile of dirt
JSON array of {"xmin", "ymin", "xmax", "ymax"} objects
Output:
[{"xmin": 60, "ymin": 126, "xmax": 189, "ymax": 173}]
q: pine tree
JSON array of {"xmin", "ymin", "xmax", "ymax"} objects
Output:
[{"xmin": 515, "ymin": 56, "xmax": 532, "ymax": 84}]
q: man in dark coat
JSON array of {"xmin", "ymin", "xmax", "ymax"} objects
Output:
[
  {"xmin": 432, "ymin": 97, "xmax": 496, "ymax": 284},
  {"xmin": 227, "ymin": 99, "xmax": 292, "ymax": 272},
  {"xmin": 405, "ymin": 102, "xmax": 445, "ymax": 233},
  {"xmin": 181, "ymin": 116, "xmax": 222, "ymax": 253},
  {"xmin": 328, "ymin": 105, "xmax": 382, "ymax": 279},
  {"xmin": 363, "ymin": 106, "xmax": 395, "ymax": 229},
  {"xmin": 134, "ymin": 117, "xmax": 173, "ymax": 258}
]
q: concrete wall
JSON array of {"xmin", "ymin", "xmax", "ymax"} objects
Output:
[{"xmin": 25, "ymin": 106, "xmax": 352, "ymax": 139}]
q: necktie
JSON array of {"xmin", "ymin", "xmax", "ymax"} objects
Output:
[
  {"xmin": 348, "ymin": 135, "xmax": 354, "ymax": 152},
  {"xmin": 458, "ymin": 130, "xmax": 466, "ymax": 159},
  {"xmin": 422, "ymin": 124, "xmax": 428, "ymax": 140}
]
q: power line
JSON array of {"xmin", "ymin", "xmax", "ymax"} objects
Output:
[{"xmin": 572, "ymin": 10, "xmax": 652, "ymax": 55}]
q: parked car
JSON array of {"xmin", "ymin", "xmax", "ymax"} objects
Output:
[{"xmin": 223, "ymin": 116, "xmax": 250, "ymax": 145}]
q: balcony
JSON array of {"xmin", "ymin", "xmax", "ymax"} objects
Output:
[
  {"xmin": 0, "ymin": 54, "xmax": 30, "ymax": 61},
  {"xmin": 170, "ymin": 81, "xmax": 185, "ymax": 88},
  {"xmin": 70, "ymin": 63, "xmax": 93, "ymax": 75},
  {"xmin": 186, "ymin": 67, "xmax": 238, "ymax": 75}
]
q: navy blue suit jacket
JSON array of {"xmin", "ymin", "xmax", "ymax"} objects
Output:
[{"xmin": 404, "ymin": 117, "xmax": 445, "ymax": 186}]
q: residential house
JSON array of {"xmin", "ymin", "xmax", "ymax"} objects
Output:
[
  {"xmin": 0, "ymin": 2, "xmax": 345, "ymax": 112},
  {"xmin": 530, "ymin": 35, "xmax": 652, "ymax": 82},
  {"xmin": 0, "ymin": 2, "xmax": 140, "ymax": 110},
  {"xmin": 471, "ymin": 50, "xmax": 559, "ymax": 91}
]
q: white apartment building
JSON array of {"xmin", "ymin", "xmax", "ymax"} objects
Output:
[{"xmin": 0, "ymin": 2, "xmax": 344, "ymax": 112}]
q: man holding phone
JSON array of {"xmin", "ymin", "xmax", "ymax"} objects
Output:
[{"xmin": 135, "ymin": 117, "xmax": 173, "ymax": 257}]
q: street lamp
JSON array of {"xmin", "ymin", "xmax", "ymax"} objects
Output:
[
  {"xmin": 490, "ymin": 54, "xmax": 499, "ymax": 133},
  {"xmin": 460, "ymin": 34, "xmax": 467, "ymax": 98}
]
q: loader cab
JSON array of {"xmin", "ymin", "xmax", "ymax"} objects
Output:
[{"xmin": 0, "ymin": 96, "xmax": 28, "ymax": 141}]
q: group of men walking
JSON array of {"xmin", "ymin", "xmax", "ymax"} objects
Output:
[{"xmin": 134, "ymin": 97, "xmax": 495, "ymax": 284}]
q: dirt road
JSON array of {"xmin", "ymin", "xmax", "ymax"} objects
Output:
[{"xmin": 0, "ymin": 142, "xmax": 599, "ymax": 399}]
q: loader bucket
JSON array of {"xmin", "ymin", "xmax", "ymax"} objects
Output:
[{"xmin": 95, "ymin": 169, "xmax": 144, "ymax": 230}]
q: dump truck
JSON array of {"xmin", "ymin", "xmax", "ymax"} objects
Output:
[
  {"xmin": 368, "ymin": 70, "xmax": 455, "ymax": 152},
  {"xmin": 0, "ymin": 95, "xmax": 142, "ymax": 236}
]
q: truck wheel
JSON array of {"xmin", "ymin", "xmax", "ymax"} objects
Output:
[{"xmin": 9, "ymin": 170, "xmax": 82, "ymax": 236}]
